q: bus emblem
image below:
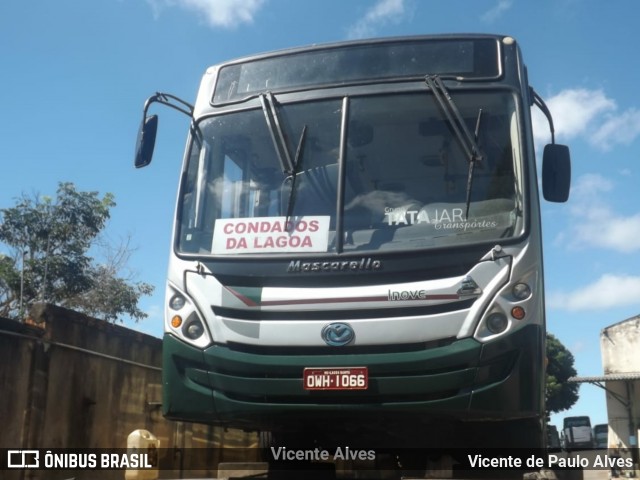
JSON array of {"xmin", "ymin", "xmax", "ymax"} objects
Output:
[{"xmin": 321, "ymin": 323, "xmax": 355, "ymax": 347}]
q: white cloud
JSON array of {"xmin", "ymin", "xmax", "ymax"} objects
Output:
[
  {"xmin": 146, "ymin": 0, "xmax": 265, "ymax": 28},
  {"xmin": 532, "ymin": 88, "xmax": 615, "ymax": 147},
  {"xmin": 572, "ymin": 211, "xmax": 640, "ymax": 253},
  {"xmin": 571, "ymin": 172, "xmax": 613, "ymax": 197},
  {"xmin": 570, "ymin": 339, "xmax": 589, "ymax": 355},
  {"xmin": 548, "ymin": 89, "xmax": 615, "ymax": 140},
  {"xmin": 480, "ymin": 0, "xmax": 513, "ymax": 23},
  {"xmin": 548, "ymin": 273, "xmax": 640, "ymax": 311},
  {"xmin": 347, "ymin": 0, "xmax": 407, "ymax": 40},
  {"xmin": 560, "ymin": 173, "xmax": 640, "ymax": 253},
  {"xmin": 532, "ymin": 88, "xmax": 640, "ymax": 151},
  {"xmin": 591, "ymin": 108, "xmax": 640, "ymax": 151}
]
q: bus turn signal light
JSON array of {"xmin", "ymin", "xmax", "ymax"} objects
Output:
[{"xmin": 511, "ymin": 306, "xmax": 526, "ymax": 320}]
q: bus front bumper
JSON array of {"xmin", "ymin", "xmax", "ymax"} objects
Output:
[{"xmin": 162, "ymin": 324, "xmax": 544, "ymax": 433}]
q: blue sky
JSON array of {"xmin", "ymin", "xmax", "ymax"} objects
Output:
[{"xmin": 2, "ymin": 0, "xmax": 640, "ymax": 431}]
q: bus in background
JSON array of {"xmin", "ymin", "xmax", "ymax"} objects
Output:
[
  {"xmin": 564, "ymin": 416, "xmax": 594, "ymax": 450},
  {"xmin": 593, "ymin": 423, "xmax": 609, "ymax": 449},
  {"xmin": 134, "ymin": 34, "xmax": 570, "ymax": 466},
  {"xmin": 548, "ymin": 425, "xmax": 561, "ymax": 451}
]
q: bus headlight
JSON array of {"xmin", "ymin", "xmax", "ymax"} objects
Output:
[
  {"xmin": 512, "ymin": 283, "xmax": 532, "ymax": 300},
  {"xmin": 486, "ymin": 312, "xmax": 509, "ymax": 334},
  {"xmin": 169, "ymin": 293, "xmax": 187, "ymax": 310},
  {"xmin": 166, "ymin": 283, "xmax": 212, "ymax": 347},
  {"xmin": 183, "ymin": 314, "xmax": 205, "ymax": 340}
]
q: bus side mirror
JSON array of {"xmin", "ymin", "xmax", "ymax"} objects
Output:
[
  {"xmin": 134, "ymin": 115, "xmax": 158, "ymax": 168},
  {"xmin": 542, "ymin": 144, "xmax": 571, "ymax": 202}
]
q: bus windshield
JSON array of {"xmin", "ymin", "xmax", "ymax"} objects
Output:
[
  {"xmin": 565, "ymin": 417, "xmax": 591, "ymax": 428},
  {"xmin": 177, "ymin": 89, "xmax": 524, "ymax": 256}
]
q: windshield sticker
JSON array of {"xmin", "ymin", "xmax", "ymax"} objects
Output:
[
  {"xmin": 384, "ymin": 206, "xmax": 500, "ymax": 231},
  {"xmin": 435, "ymin": 219, "xmax": 499, "ymax": 232},
  {"xmin": 384, "ymin": 207, "xmax": 465, "ymax": 226},
  {"xmin": 212, "ymin": 216, "xmax": 330, "ymax": 254}
]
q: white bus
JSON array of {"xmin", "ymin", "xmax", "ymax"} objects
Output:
[
  {"xmin": 564, "ymin": 416, "xmax": 594, "ymax": 450},
  {"xmin": 135, "ymin": 34, "xmax": 570, "ymax": 461}
]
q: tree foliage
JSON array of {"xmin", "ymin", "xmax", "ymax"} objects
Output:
[
  {"xmin": 0, "ymin": 182, "xmax": 153, "ymax": 322},
  {"xmin": 546, "ymin": 332, "xmax": 580, "ymax": 414}
]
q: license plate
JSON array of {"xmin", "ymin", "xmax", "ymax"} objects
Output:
[{"xmin": 303, "ymin": 367, "xmax": 368, "ymax": 390}]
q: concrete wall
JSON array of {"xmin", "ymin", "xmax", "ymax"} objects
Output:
[
  {"xmin": 0, "ymin": 304, "xmax": 256, "ymax": 480},
  {"xmin": 600, "ymin": 316, "xmax": 640, "ymax": 456}
]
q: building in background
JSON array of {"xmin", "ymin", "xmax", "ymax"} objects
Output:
[{"xmin": 570, "ymin": 315, "xmax": 640, "ymax": 471}]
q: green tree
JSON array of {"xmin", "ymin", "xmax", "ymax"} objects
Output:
[
  {"xmin": 546, "ymin": 333, "xmax": 580, "ymax": 414},
  {"xmin": 0, "ymin": 182, "xmax": 153, "ymax": 322}
]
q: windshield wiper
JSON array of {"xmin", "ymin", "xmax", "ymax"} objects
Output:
[
  {"xmin": 425, "ymin": 75, "xmax": 484, "ymax": 219},
  {"xmin": 284, "ymin": 124, "xmax": 308, "ymax": 225},
  {"xmin": 464, "ymin": 109, "xmax": 483, "ymax": 219},
  {"xmin": 259, "ymin": 92, "xmax": 308, "ymax": 225},
  {"xmin": 260, "ymin": 92, "xmax": 295, "ymax": 174}
]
